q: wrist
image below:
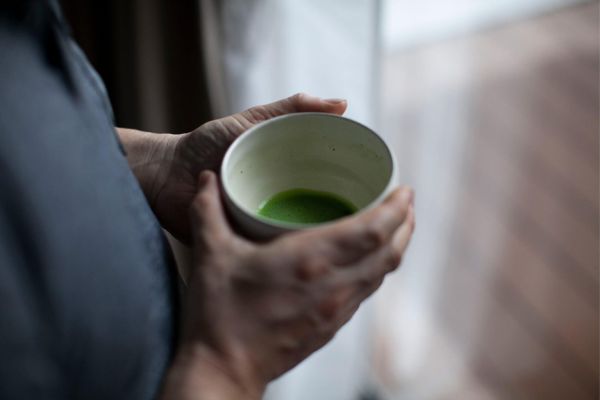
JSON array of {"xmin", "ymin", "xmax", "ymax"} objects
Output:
[
  {"xmin": 116, "ymin": 128, "xmax": 183, "ymax": 203},
  {"xmin": 161, "ymin": 343, "xmax": 266, "ymax": 400}
]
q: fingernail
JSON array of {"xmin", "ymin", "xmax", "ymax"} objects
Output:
[{"xmin": 324, "ymin": 98, "xmax": 347, "ymax": 105}]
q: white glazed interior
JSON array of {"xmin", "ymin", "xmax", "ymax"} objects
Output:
[{"xmin": 222, "ymin": 113, "xmax": 394, "ymax": 233}]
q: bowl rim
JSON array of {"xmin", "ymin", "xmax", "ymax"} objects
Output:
[{"xmin": 220, "ymin": 112, "xmax": 398, "ymax": 231}]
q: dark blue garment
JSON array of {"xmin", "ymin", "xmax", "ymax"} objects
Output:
[{"xmin": 0, "ymin": 2, "xmax": 177, "ymax": 399}]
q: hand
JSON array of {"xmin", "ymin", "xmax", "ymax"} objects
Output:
[
  {"xmin": 160, "ymin": 171, "xmax": 415, "ymax": 400},
  {"xmin": 121, "ymin": 94, "xmax": 348, "ymax": 242}
]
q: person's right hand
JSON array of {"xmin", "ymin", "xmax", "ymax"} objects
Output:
[{"xmin": 161, "ymin": 171, "xmax": 415, "ymax": 400}]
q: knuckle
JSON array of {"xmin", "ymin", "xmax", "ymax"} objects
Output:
[
  {"xmin": 386, "ymin": 248, "xmax": 403, "ymax": 271},
  {"xmin": 318, "ymin": 295, "xmax": 342, "ymax": 321},
  {"xmin": 385, "ymin": 187, "xmax": 405, "ymax": 205},
  {"xmin": 363, "ymin": 225, "xmax": 387, "ymax": 248},
  {"xmin": 320, "ymin": 329, "xmax": 337, "ymax": 347},
  {"xmin": 387, "ymin": 192, "xmax": 409, "ymax": 215},
  {"xmin": 358, "ymin": 272, "xmax": 375, "ymax": 288},
  {"xmin": 295, "ymin": 257, "xmax": 330, "ymax": 282},
  {"xmin": 351, "ymin": 269, "xmax": 374, "ymax": 288},
  {"xmin": 192, "ymin": 192, "xmax": 212, "ymax": 212},
  {"xmin": 291, "ymin": 92, "xmax": 306, "ymax": 103},
  {"xmin": 210, "ymin": 230, "xmax": 229, "ymax": 247},
  {"xmin": 243, "ymin": 106, "xmax": 268, "ymax": 123}
]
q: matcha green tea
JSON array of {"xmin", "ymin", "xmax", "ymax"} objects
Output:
[{"xmin": 257, "ymin": 189, "xmax": 357, "ymax": 224}]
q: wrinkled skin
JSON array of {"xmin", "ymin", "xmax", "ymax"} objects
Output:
[
  {"xmin": 126, "ymin": 93, "xmax": 348, "ymax": 242},
  {"xmin": 119, "ymin": 94, "xmax": 416, "ymax": 400},
  {"xmin": 161, "ymin": 171, "xmax": 415, "ymax": 399}
]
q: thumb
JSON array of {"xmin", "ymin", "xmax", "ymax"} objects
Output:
[
  {"xmin": 240, "ymin": 93, "xmax": 348, "ymax": 124},
  {"xmin": 190, "ymin": 171, "xmax": 233, "ymax": 250}
]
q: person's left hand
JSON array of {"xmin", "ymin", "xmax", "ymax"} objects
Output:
[{"xmin": 121, "ymin": 94, "xmax": 347, "ymax": 242}]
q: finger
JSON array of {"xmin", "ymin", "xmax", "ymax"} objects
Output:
[
  {"xmin": 203, "ymin": 93, "xmax": 348, "ymax": 147},
  {"xmin": 322, "ymin": 222, "xmax": 412, "ymax": 331},
  {"xmin": 352, "ymin": 203, "xmax": 415, "ymax": 280},
  {"xmin": 305, "ymin": 186, "xmax": 414, "ymax": 265},
  {"xmin": 189, "ymin": 171, "xmax": 234, "ymax": 249},
  {"xmin": 317, "ymin": 285, "xmax": 356, "ymax": 321},
  {"xmin": 282, "ymin": 92, "xmax": 348, "ymax": 115},
  {"xmin": 240, "ymin": 93, "xmax": 348, "ymax": 124},
  {"xmin": 388, "ymin": 204, "xmax": 416, "ymax": 268},
  {"xmin": 316, "ymin": 280, "xmax": 373, "ymax": 333},
  {"xmin": 312, "ymin": 206, "xmax": 414, "ymax": 338},
  {"xmin": 320, "ymin": 204, "xmax": 414, "ymax": 304}
]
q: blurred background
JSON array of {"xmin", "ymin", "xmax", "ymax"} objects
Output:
[{"xmin": 60, "ymin": 0, "xmax": 599, "ymax": 399}]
